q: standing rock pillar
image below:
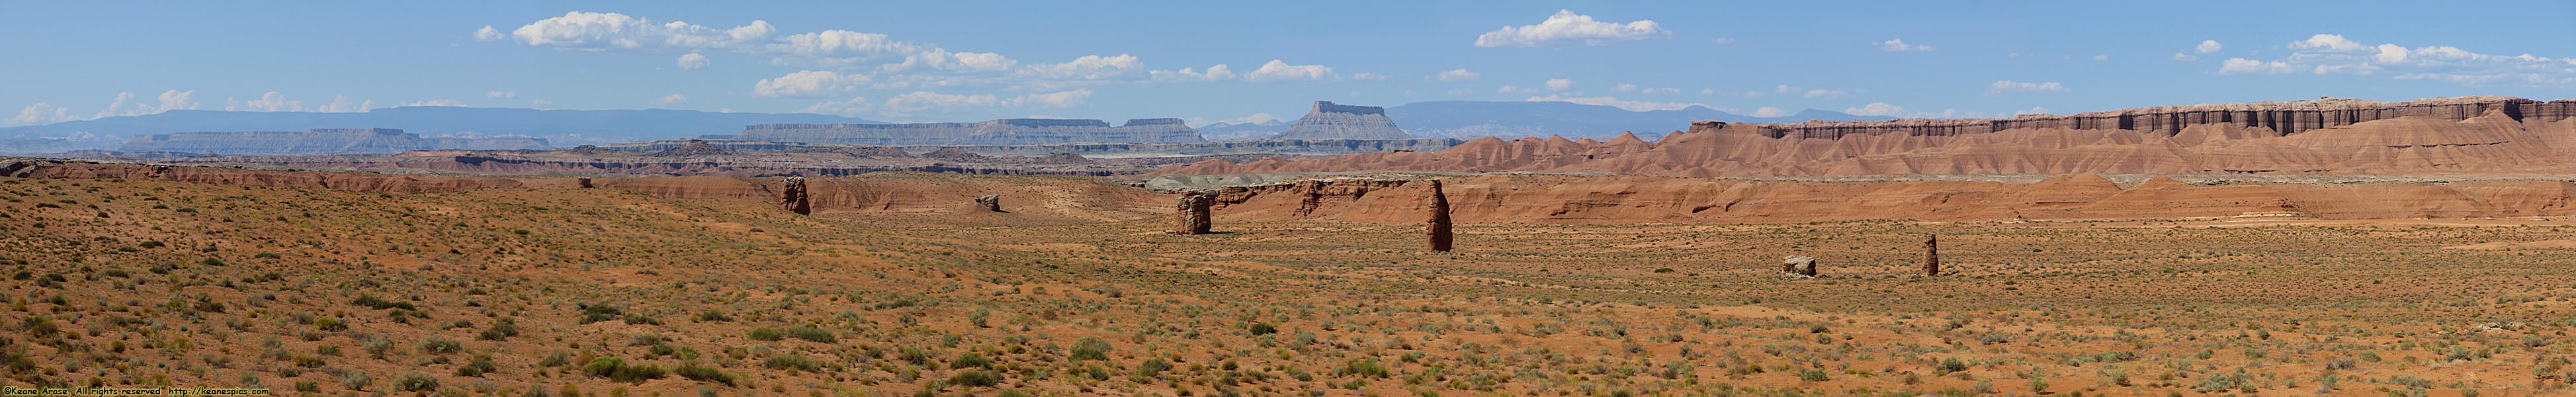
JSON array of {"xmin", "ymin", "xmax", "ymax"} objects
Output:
[
  {"xmin": 1922, "ymin": 234, "xmax": 1940, "ymax": 276},
  {"xmin": 975, "ymin": 194, "xmax": 1004, "ymax": 212},
  {"xmin": 1426, "ymin": 179, "xmax": 1453, "ymax": 252},
  {"xmin": 577, "ymin": 177, "xmax": 594, "ymax": 189},
  {"xmin": 781, "ymin": 176, "xmax": 810, "ymax": 215},
  {"xmin": 1173, "ymin": 192, "xmax": 1213, "ymax": 234}
]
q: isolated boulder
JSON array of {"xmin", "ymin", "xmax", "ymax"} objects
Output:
[
  {"xmin": 1922, "ymin": 234, "xmax": 1941, "ymax": 276},
  {"xmin": 780, "ymin": 176, "xmax": 810, "ymax": 215},
  {"xmin": 577, "ymin": 177, "xmax": 593, "ymax": 189},
  {"xmin": 1780, "ymin": 255, "xmax": 1817, "ymax": 279},
  {"xmin": 1173, "ymin": 192, "xmax": 1213, "ymax": 234},
  {"xmin": 1426, "ymin": 179, "xmax": 1452, "ymax": 252},
  {"xmin": 975, "ymin": 194, "xmax": 1004, "ymax": 212}
]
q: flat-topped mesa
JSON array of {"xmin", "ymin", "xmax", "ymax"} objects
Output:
[
  {"xmin": 737, "ymin": 117, "xmax": 1204, "ymax": 146},
  {"xmin": 1704, "ymin": 96, "xmax": 2576, "ymax": 140},
  {"xmin": 1275, "ymin": 101, "xmax": 1413, "ymax": 140},
  {"xmin": 120, "ymin": 128, "xmax": 550, "ymax": 155}
]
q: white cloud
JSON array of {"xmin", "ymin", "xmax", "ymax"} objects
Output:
[
  {"xmin": 89, "ymin": 90, "xmax": 199, "ymax": 119},
  {"xmin": 1710, "ymin": 38, "xmax": 1735, "ymax": 45},
  {"xmin": 1152, "ymin": 64, "xmax": 1234, "ymax": 81},
  {"xmin": 2217, "ymin": 58, "xmax": 2296, "ymax": 75},
  {"xmin": 1244, "ymin": 60, "xmax": 1337, "ymax": 82},
  {"xmin": 1775, "ymin": 85, "xmax": 1796, "ymax": 93},
  {"xmin": 1523, "ymin": 95, "xmax": 1703, "ymax": 112},
  {"xmin": 2014, "ymin": 107, "xmax": 2052, "ymax": 116},
  {"xmin": 1351, "ymin": 72, "xmax": 1388, "ymax": 80},
  {"xmin": 1802, "ymin": 89, "xmax": 1844, "ymax": 99},
  {"xmin": 656, "ymin": 94, "xmax": 687, "ymax": 105},
  {"xmin": 802, "ymin": 96, "xmax": 871, "ymax": 115},
  {"xmin": 2092, "ymin": 55, "xmax": 2109, "ymax": 61},
  {"xmin": 1474, "ymin": 10, "xmax": 1670, "ymax": 48},
  {"xmin": 678, "ymin": 53, "xmax": 710, "ymax": 69},
  {"xmin": 316, "ymin": 96, "xmax": 374, "ymax": 112},
  {"xmin": 473, "ymin": 26, "xmax": 503, "ymax": 42},
  {"xmin": 754, "ymin": 70, "xmax": 873, "ymax": 97},
  {"xmin": 2172, "ymin": 52, "xmax": 2198, "ymax": 62},
  {"xmin": 1985, "ymin": 80, "xmax": 2068, "ymax": 95},
  {"xmin": 808, "ymin": 89, "xmax": 1091, "ymax": 117},
  {"xmin": 1748, "ymin": 107, "xmax": 1789, "ymax": 117},
  {"xmin": 1741, "ymin": 90, "xmax": 1765, "ymax": 98},
  {"xmin": 508, "ymin": 11, "xmax": 775, "ymax": 51},
  {"xmin": 402, "ymin": 99, "xmax": 467, "ymax": 107},
  {"xmin": 1612, "ymin": 83, "xmax": 1637, "ymax": 92},
  {"xmin": 485, "ymin": 91, "xmax": 515, "ymax": 99},
  {"xmin": 1876, "ymin": 39, "xmax": 1934, "ymax": 52},
  {"xmin": 1844, "ymin": 102, "xmax": 1907, "ymax": 116},
  {"xmin": 1007, "ymin": 89, "xmax": 1092, "ymax": 108},
  {"xmin": 1641, "ymin": 87, "xmax": 1679, "ymax": 95},
  {"xmin": 1545, "ymin": 78, "xmax": 1572, "ymax": 91},
  {"xmin": 1700, "ymin": 88, "xmax": 1716, "ymax": 95},
  {"xmin": 8, "ymin": 103, "xmax": 74, "ymax": 125},
  {"xmin": 2196, "ymin": 40, "xmax": 2223, "ymax": 54},
  {"xmin": 1215, "ymin": 112, "xmax": 1279, "ymax": 125},
  {"xmin": 233, "ymin": 91, "xmax": 301, "ymax": 112},
  {"xmin": 881, "ymin": 91, "xmax": 994, "ymax": 114},
  {"xmin": 1433, "ymin": 68, "xmax": 1481, "ymax": 81},
  {"xmin": 1498, "ymin": 85, "xmax": 1535, "ymax": 93},
  {"xmin": 531, "ymin": 99, "xmax": 551, "ymax": 107},
  {"xmin": 2215, "ymin": 34, "xmax": 2576, "ymax": 86}
]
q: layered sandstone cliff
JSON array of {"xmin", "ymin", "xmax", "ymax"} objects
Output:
[
  {"xmin": 120, "ymin": 128, "xmax": 550, "ymax": 155},
  {"xmin": 1156, "ymin": 96, "xmax": 2576, "ymax": 177},
  {"xmin": 736, "ymin": 118, "xmax": 1203, "ymax": 146},
  {"xmin": 1273, "ymin": 101, "xmax": 1412, "ymax": 140}
]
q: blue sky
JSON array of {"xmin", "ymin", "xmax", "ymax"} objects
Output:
[{"xmin": 7, "ymin": 1, "xmax": 2575, "ymax": 127}]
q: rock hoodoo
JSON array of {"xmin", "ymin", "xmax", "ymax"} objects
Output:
[
  {"xmin": 1781, "ymin": 255, "xmax": 1818, "ymax": 279},
  {"xmin": 1275, "ymin": 101, "xmax": 1412, "ymax": 140},
  {"xmin": 780, "ymin": 176, "xmax": 810, "ymax": 215},
  {"xmin": 736, "ymin": 118, "xmax": 1204, "ymax": 146},
  {"xmin": 975, "ymin": 194, "xmax": 1004, "ymax": 212},
  {"xmin": 1173, "ymin": 192, "xmax": 1214, "ymax": 234},
  {"xmin": 1426, "ymin": 179, "xmax": 1453, "ymax": 251},
  {"xmin": 1922, "ymin": 234, "xmax": 1940, "ymax": 277},
  {"xmin": 577, "ymin": 177, "xmax": 593, "ymax": 189}
]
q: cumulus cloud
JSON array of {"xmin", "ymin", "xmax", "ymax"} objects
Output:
[
  {"xmin": 678, "ymin": 53, "xmax": 710, "ymax": 69},
  {"xmin": 1545, "ymin": 78, "xmax": 1572, "ymax": 91},
  {"xmin": 2172, "ymin": 52, "xmax": 2198, "ymax": 62},
  {"xmin": 1244, "ymin": 60, "xmax": 1337, "ymax": 82},
  {"xmin": 808, "ymin": 89, "xmax": 1090, "ymax": 118},
  {"xmin": 401, "ymin": 99, "xmax": 468, "ymax": 107},
  {"xmin": 654, "ymin": 94, "xmax": 687, "ymax": 105},
  {"xmin": 232, "ymin": 91, "xmax": 301, "ymax": 112},
  {"xmin": 1350, "ymin": 72, "xmax": 1388, "ymax": 80},
  {"xmin": 1803, "ymin": 89, "xmax": 1844, "ymax": 99},
  {"xmin": 474, "ymin": 26, "xmax": 504, "ymax": 42},
  {"xmin": 1876, "ymin": 39, "xmax": 1934, "ymax": 52},
  {"xmin": 1523, "ymin": 95, "xmax": 1703, "ymax": 112},
  {"xmin": 2218, "ymin": 34, "xmax": 2576, "ymax": 86},
  {"xmin": 1748, "ymin": 107, "xmax": 1790, "ymax": 117},
  {"xmin": 1710, "ymin": 37, "xmax": 1735, "ymax": 45},
  {"xmin": 1986, "ymin": 80, "xmax": 2068, "ymax": 95},
  {"xmin": 1844, "ymin": 102, "xmax": 1907, "ymax": 116},
  {"xmin": 1641, "ymin": 87, "xmax": 1679, "ymax": 95},
  {"xmin": 2196, "ymin": 40, "xmax": 2223, "ymax": 54},
  {"xmin": 506, "ymin": 11, "xmax": 775, "ymax": 51},
  {"xmin": 1152, "ymin": 64, "xmax": 1234, "ymax": 81},
  {"xmin": 9, "ymin": 103, "xmax": 75, "ymax": 125},
  {"xmin": 1612, "ymin": 83, "xmax": 1637, "ymax": 93},
  {"xmin": 2014, "ymin": 107, "xmax": 2052, "ymax": 116},
  {"xmin": 1433, "ymin": 68, "xmax": 1481, "ymax": 81},
  {"xmin": 1008, "ymin": 89, "xmax": 1092, "ymax": 108},
  {"xmin": 316, "ymin": 96, "xmax": 374, "ymax": 112},
  {"xmin": 1474, "ymin": 10, "xmax": 1669, "ymax": 48},
  {"xmin": 753, "ymin": 70, "xmax": 873, "ymax": 97}
]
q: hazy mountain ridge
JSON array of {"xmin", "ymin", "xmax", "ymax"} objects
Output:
[{"xmin": 0, "ymin": 107, "xmax": 884, "ymax": 154}]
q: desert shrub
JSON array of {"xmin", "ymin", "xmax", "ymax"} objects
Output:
[
  {"xmin": 478, "ymin": 318, "xmax": 519, "ymax": 341},
  {"xmin": 339, "ymin": 372, "xmax": 372, "ymax": 391},
  {"xmin": 538, "ymin": 352, "xmax": 571, "ymax": 367},
  {"xmin": 1936, "ymin": 357, "xmax": 1968, "ymax": 373},
  {"xmin": 763, "ymin": 354, "xmax": 819, "ymax": 372},
  {"xmin": 582, "ymin": 357, "xmax": 625, "ymax": 377},
  {"xmin": 783, "ymin": 326, "xmax": 834, "ymax": 343},
  {"xmin": 610, "ymin": 364, "xmax": 667, "ymax": 383},
  {"xmin": 1335, "ymin": 359, "xmax": 1388, "ymax": 378},
  {"xmin": 1070, "ymin": 337, "xmax": 1111, "ymax": 361},
  {"xmin": 693, "ymin": 310, "xmax": 731, "ymax": 322},
  {"xmin": 1249, "ymin": 323, "xmax": 1279, "ymax": 335},
  {"xmin": 417, "ymin": 337, "xmax": 462, "ymax": 355},
  {"xmin": 456, "ymin": 355, "xmax": 497, "ymax": 377},
  {"xmin": 898, "ymin": 347, "xmax": 935, "ymax": 365},
  {"xmin": 748, "ymin": 328, "xmax": 784, "ymax": 341},
  {"xmin": 674, "ymin": 363, "xmax": 735, "ymax": 386},
  {"xmin": 394, "ymin": 373, "xmax": 438, "ymax": 392},
  {"xmin": 1798, "ymin": 369, "xmax": 1830, "ymax": 382},
  {"xmin": 577, "ymin": 304, "xmax": 623, "ymax": 325},
  {"xmin": 949, "ymin": 370, "xmax": 1002, "ymax": 387},
  {"xmin": 352, "ymin": 294, "xmax": 417, "ymax": 310},
  {"xmin": 952, "ymin": 353, "xmax": 992, "ymax": 369}
]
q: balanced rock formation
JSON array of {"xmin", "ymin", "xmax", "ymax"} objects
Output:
[
  {"xmin": 781, "ymin": 176, "xmax": 810, "ymax": 215},
  {"xmin": 1781, "ymin": 255, "xmax": 1818, "ymax": 279},
  {"xmin": 1275, "ymin": 101, "xmax": 1412, "ymax": 140},
  {"xmin": 1425, "ymin": 179, "xmax": 1453, "ymax": 252},
  {"xmin": 120, "ymin": 128, "xmax": 548, "ymax": 155},
  {"xmin": 1173, "ymin": 192, "xmax": 1214, "ymax": 234},
  {"xmin": 1922, "ymin": 234, "xmax": 1940, "ymax": 277},
  {"xmin": 738, "ymin": 118, "xmax": 1203, "ymax": 146},
  {"xmin": 975, "ymin": 194, "xmax": 1004, "ymax": 212},
  {"xmin": 1158, "ymin": 96, "xmax": 2576, "ymax": 177}
]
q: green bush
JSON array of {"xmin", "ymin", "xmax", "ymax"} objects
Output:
[
  {"xmin": 674, "ymin": 363, "xmax": 735, "ymax": 386},
  {"xmin": 952, "ymin": 353, "xmax": 992, "ymax": 369},
  {"xmin": 1335, "ymin": 359, "xmax": 1388, "ymax": 378},
  {"xmin": 394, "ymin": 373, "xmax": 439, "ymax": 392},
  {"xmin": 456, "ymin": 355, "xmax": 497, "ymax": 377},
  {"xmin": 352, "ymin": 294, "xmax": 417, "ymax": 311},
  {"xmin": 748, "ymin": 328, "xmax": 783, "ymax": 341},
  {"xmin": 949, "ymin": 370, "xmax": 1002, "ymax": 387},
  {"xmin": 763, "ymin": 354, "xmax": 819, "ymax": 372},
  {"xmin": 577, "ymin": 304, "xmax": 623, "ymax": 325},
  {"xmin": 783, "ymin": 326, "xmax": 835, "ymax": 343},
  {"xmin": 609, "ymin": 364, "xmax": 667, "ymax": 383},
  {"xmin": 417, "ymin": 337, "xmax": 462, "ymax": 355},
  {"xmin": 582, "ymin": 357, "xmax": 625, "ymax": 377},
  {"xmin": 1070, "ymin": 337, "xmax": 1111, "ymax": 361},
  {"xmin": 1249, "ymin": 323, "xmax": 1279, "ymax": 335}
]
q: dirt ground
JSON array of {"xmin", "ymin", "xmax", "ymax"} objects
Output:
[{"xmin": 5, "ymin": 173, "xmax": 2575, "ymax": 396}]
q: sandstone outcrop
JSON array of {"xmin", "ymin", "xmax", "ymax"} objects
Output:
[
  {"xmin": 976, "ymin": 194, "xmax": 1003, "ymax": 212},
  {"xmin": 120, "ymin": 128, "xmax": 548, "ymax": 155},
  {"xmin": 1156, "ymin": 96, "xmax": 2576, "ymax": 177},
  {"xmin": 1173, "ymin": 192, "xmax": 1214, "ymax": 234},
  {"xmin": 1426, "ymin": 179, "xmax": 1453, "ymax": 252},
  {"xmin": 1275, "ymin": 102, "xmax": 1412, "ymax": 140},
  {"xmin": 599, "ymin": 137, "xmax": 1464, "ymax": 157},
  {"xmin": 1781, "ymin": 255, "xmax": 1817, "ymax": 279},
  {"xmin": 781, "ymin": 176, "xmax": 811, "ymax": 214},
  {"xmin": 736, "ymin": 118, "xmax": 1203, "ymax": 146},
  {"xmin": 649, "ymin": 140, "xmax": 738, "ymax": 157},
  {"xmin": 578, "ymin": 177, "xmax": 593, "ymax": 189},
  {"xmin": 1922, "ymin": 234, "xmax": 1940, "ymax": 277}
]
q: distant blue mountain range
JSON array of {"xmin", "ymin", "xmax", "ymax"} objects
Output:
[
  {"xmin": 1202, "ymin": 101, "xmax": 1891, "ymax": 140},
  {"xmin": 0, "ymin": 107, "xmax": 880, "ymax": 154}
]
